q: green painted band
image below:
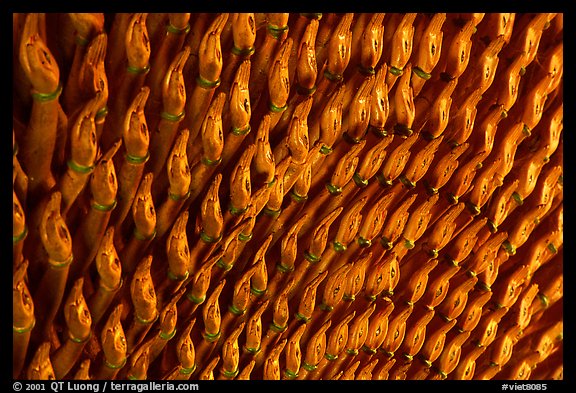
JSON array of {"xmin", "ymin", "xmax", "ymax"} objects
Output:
[
  {"xmin": 167, "ymin": 269, "xmax": 189, "ymax": 282},
  {"xmin": 290, "ymin": 191, "xmax": 308, "ymax": 203},
  {"xmin": 413, "ymin": 66, "xmax": 432, "ymax": 80},
  {"xmin": 324, "ymin": 69, "xmax": 343, "ymax": 82},
  {"xmin": 319, "ymin": 303, "xmax": 333, "ymax": 312},
  {"xmin": 238, "ymin": 232, "xmax": 253, "ymax": 242},
  {"xmin": 200, "ymin": 230, "xmax": 222, "ymax": 244},
  {"xmin": 394, "ymin": 123, "xmax": 413, "ymax": 137},
  {"xmin": 267, "ymin": 24, "xmax": 289, "ymax": 39},
  {"xmin": 221, "ymin": 368, "xmax": 239, "ymax": 378},
  {"xmin": 91, "ymin": 199, "xmax": 117, "ymax": 212},
  {"xmin": 296, "ymin": 84, "xmax": 317, "ymax": 96},
  {"xmin": 70, "ymin": 331, "xmax": 92, "ymax": 344},
  {"xmin": 380, "ymin": 236, "xmax": 393, "ymax": 250},
  {"xmin": 277, "ymin": 262, "xmax": 294, "ymax": 273},
  {"xmin": 263, "ymin": 206, "xmax": 282, "ymax": 218},
  {"xmin": 96, "ymin": 106, "xmax": 109, "ymax": 120},
  {"xmin": 244, "ymin": 345, "xmax": 261, "ymax": 355},
  {"xmin": 269, "ymin": 322, "xmax": 287, "ymax": 333},
  {"xmin": 250, "ymin": 286, "xmax": 266, "ymax": 296},
  {"xmin": 229, "ymin": 203, "xmax": 248, "ymax": 216},
  {"xmin": 302, "ymin": 362, "xmax": 317, "ymax": 372},
  {"xmin": 284, "ymin": 369, "xmax": 298, "ymax": 379},
  {"xmin": 343, "ymin": 293, "xmax": 355, "ymax": 301},
  {"xmin": 269, "ymin": 101, "xmax": 288, "ymax": 113},
  {"xmin": 160, "ymin": 328, "xmax": 177, "ymax": 340},
  {"xmin": 99, "ymin": 278, "xmax": 123, "ymax": 293},
  {"xmin": 134, "ymin": 227, "xmax": 156, "ymax": 241},
  {"xmin": 358, "ymin": 65, "xmax": 376, "ymax": 76},
  {"xmin": 201, "ymin": 156, "xmax": 222, "ymax": 167},
  {"xmin": 353, "ymin": 172, "xmax": 369, "ymax": 188},
  {"xmin": 487, "ymin": 219, "xmax": 498, "ymax": 233},
  {"xmin": 376, "ymin": 173, "xmax": 393, "ymax": 188},
  {"xmin": 319, "ymin": 145, "xmax": 333, "ymax": 155},
  {"xmin": 371, "ymin": 126, "xmax": 388, "ymax": 138},
  {"xmin": 333, "ymin": 240, "xmax": 347, "ymax": 252},
  {"xmin": 125, "ymin": 151, "xmax": 150, "ymax": 165},
  {"xmin": 161, "ymin": 110, "xmax": 185, "ymax": 122},
  {"xmin": 231, "ymin": 124, "xmax": 251, "ymax": 136},
  {"xmin": 325, "ymin": 182, "xmax": 342, "ymax": 195},
  {"xmin": 324, "ymin": 353, "xmax": 338, "ymax": 361},
  {"xmin": 404, "ymin": 238, "xmax": 415, "ymax": 249},
  {"xmin": 538, "ymin": 293, "xmax": 549, "ymax": 308},
  {"xmin": 49, "ymin": 254, "xmax": 74, "ymax": 269},
  {"xmin": 295, "ymin": 312, "xmax": 311, "ymax": 323},
  {"xmin": 512, "ymin": 192, "xmax": 523, "ymax": 206},
  {"xmin": 135, "ymin": 312, "xmax": 158, "ymax": 325},
  {"xmin": 203, "ymin": 330, "xmax": 221, "ymax": 342},
  {"xmin": 446, "ymin": 192, "xmax": 459, "ymax": 205},
  {"xmin": 389, "ymin": 66, "xmax": 403, "ymax": 76},
  {"xmin": 228, "ymin": 304, "xmax": 246, "ymax": 316},
  {"xmin": 231, "ymin": 46, "xmax": 255, "ymax": 57},
  {"xmin": 13, "ymin": 226, "xmax": 28, "ymax": 244},
  {"xmin": 196, "ymin": 76, "xmax": 220, "ymax": 89},
  {"xmin": 304, "ymin": 250, "xmax": 321, "ymax": 263},
  {"xmin": 186, "ymin": 292, "xmax": 205, "ymax": 304},
  {"xmin": 13, "ymin": 318, "xmax": 35, "ymax": 334},
  {"xmin": 67, "ymin": 159, "xmax": 94, "ymax": 174},
  {"xmin": 105, "ymin": 357, "xmax": 127, "ymax": 370},
  {"xmin": 502, "ymin": 239, "xmax": 516, "ymax": 255},
  {"xmin": 427, "ymin": 248, "xmax": 439, "ymax": 259},
  {"xmin": 32, "ymin": 83, "xmax": 63, "ymax": 102},
  {"xmin": 466, "ymin": 201, "xmax": 481, "ymax": 216},
  {"xmin": 346, "ymin": 348, "xmax": 359, "ymax": 356},
  {"xmin": 127, "ymin": 64, "xmax": 150, "ymax": 75},
  {"xmin": 399, "ymin": 174, "xmax": 416, "ymax": 190},
  {"xmin": 167, "ymin": 23, "xmax": 191, "ymax": 34},
  {"xmin": 179, "ymin": 364, "xmax": 196, "ymax": 375},
  {"xmin": 522, "ymin": 124, "xmax": 531, "ymax": 137},
  {"xmin": 357, "ymin": 236, "xmax": 372, "ymax": 248},
  {"xmin": 547, "ymin": 242, "xmax": 557, "ymax": 254},
  {"xmin": 362, "ymin": 345, "xmax": 377, "ymax": 355},
  {"xmin": 216, "ymin": 258, "xmax": 233, "ymax": 271},
  {"xmin": 169, "ymin": 189, "xmax": 191, "ymax": 202},
  {"xmin": 75, "ymin": 34, "xmax": 90, "ymax": 46},
  {"xmin": 342, "ymin": 131, "xmax": 363, "ymax": 145}
]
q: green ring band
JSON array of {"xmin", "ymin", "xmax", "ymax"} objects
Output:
[
  {"xmin": 244, "ymin": 345, "xmax": 261, "ymax": 355},
  {"xmin": 196, "ymin": 76, "xmax": 221, "ymax": 89},
  {"xmin": 136, "ymin": 312, "xmax": 158, "ymax": 325},
  {"xmin": 231, "ymin": 46, "xmax": 255, "ymax": 57},
  {"xmin": 295, "ymin": 312, "xmax": 311, "ymax": 323},
  {"xmin": 186, "ymin": 292, "xmax": 205, "ymax": 304},
  {"xmin": 466, "ymin": 201, "xmax": 481, "ymax": 216},
  {"xmin": 199, "ymin": 230, "xmax": 222, "ymax": 244},
  {"xmin": 326, "ymin": 182, "xmax": 342, "ymax": 195},
  {"xmin": 413, "ymin": 66, "xmax": 432, "ymax": 80},
  {"xmin": 284, "ymin": 369, "xmax": 299, "ymax": 379},
  {"xmin": 231, "ymin": 124, "xmax": 251, "ymax": 136},
  {"xmin": 324, "ymin": 69, "xmax": 343, "ymax": 82},
  {"xmin": 302, "ymin": 362, "xmax": 317, "ymax": 372},
  {"xmin": 70, "ymin": 331, "xmax": 92, "ymax": 344},
  {"xmin": 353, "ymin": 172, "xmax": 369, "ymax": 188},
  {"xmin": 512, "ymin": 192, "xmax": 524, "ymax": 206},
  {"xmin": 75, "ymin": 34, "xmax": 90, "ymax": 46},
  {"xmin": 134, "ymin": 227, "xmax": 156, "ymax": 241},
  {"xmin": 358, "ymin": 64, "xmax": 376, "ymax": 76},
  {"xmin": 423, "ymin": 180, "xmax": 439, "ymax": 196},
  {"xmin": 399, "ymin": 174, "xmax": 416, "ymax": 190},
  {"xmin": 160, "ymin": 328, "xmax": 177, "ymax": 340},
  {"xmin": 91, "ymin": 199, "xmax": 117, "ymax": 212},
  {"xmin": 263, "ymin": 206, "xmax": 282, "ymax": 218},
  {"xmin": 421, "ymin": 130, "xmax": 440, "ymax": 141},
  {"xmin": 380, "ymin": 236, "xmax": 393, "ymax": 250},
  {"xmin": 180, "ymin": 364, "xmax": 196, "ymax": 375},
  {"xmin": 216, "ymin": 258, "xmax": 233, "ymax": 271},
  {"xmin": 346, "ymin": 348, "xmax": 359, "ymax": 356},
  {"xmin": 404, "ymin": 238, "xmax": 415, "ymax": 249},
  {"xmin": 221, "ymin": 368, "xmax": 239, "ymax": 378},
  {"xmin": 547, "ymin": 242, "xmax": 557, "ymax": 254},
  {"xmin": 319, "ymin": 145, "xmax": 333, "ymax": 155},
  {"xmin": 269, "ymin": 322, "xmax": 287, "ymax": 333},
  {"xmin": 357, "ymin": 236, "xmax": 372, "ymax": 248},
  {"xmin": 99, "ymin": 278, "xmax": 123, "ymax": 293},
  {"xmin": 362, "ymin": 345, "xmax": 377, "ymax": 355},
  {"xmin": 304, "ymin": 250, "xmax": 321, "ymax": 264},
  {"xmin": 203, "ymin": 330, "xmax": 221, "ymax": 342},
  {"xmin": 96, "ymin": 106, "xmax": 109, "ymax": 121},
  {"xmin": 538, "ymin": 293, "xmax": 549, "ymax": 308},
  {"xmin": 250, "ymin": 286, "xmax": 266, "ymax": 296},
  {"xmin": 169, "ymin": 189, "xmax": 191, "ymax": 202},
  {"xmin": 167, "ymin": 23, "xmax": 191, "ymax": 35},
  {"xmin": 522, "ymin": 124, "xmax": 531, "ymax": 137},
  {"xmin": 267, "ymin": 24, "xmax": 289, "ymax": 39},
  {"xmin": 201, "ymin": 156, "xmax": 222, "ymax": 167},
  {"xmin": 342, "ymin": 131, "xmax": 363, "ymax": 145},
  {"xmin": 229, "ymin": 204, "xmax": 248, "ymax": 216},
  {"xmin": 49, "ymin": 254, "xmax": 74, "ymax": 269},
  {"xmin": 477, "ymin": 281, "xmax": 491, "ymax": 292},
  {"xmin": 167, "ymin": 269, "xmax": 189, "ymax": 282},
  {"xmin": 127, "ymin": 375, "xmax": 138, "ymax": 381},
  {"xmin": 127, "ymin": 64, "xmax": 150, "ymax": 75},
  {"xmin": 333, "ymin": 241, "xmax": 347, "ymax": 252},
  {"xmin": 394, "ymin": 123, "xmax": 413, "ymax": 137},
  {"xmin": 296, "ymin": 84, "xmax": 317, "ymax": 96},
  {"xmin": 325, "ymin": 353, "xmax": 338, "ymax": 361},
  {"xmin": 343, "ymin": 294, "xmax": 355, "ymax": 301},
  {"xmin": 446, "ymin": 192, "xmax": 459, "ymax": 205},
  {"xmin": 13, "ymin": 319, "xmax": 35, "ymax": 334},
  {"xmin": 389, "ymin": 66, "xmax": 403, "ymax": 76},
  {"xmin": 427, "ymin": 248, "xmax": 439, "ymax": 259},
  {"xmin": 487, "ymin": 219, "xmax": 498, "ymax": 233},
  {"xmin": 238, "ymin": 232, "xmax": 253, "ymax": 242},
  {"xmin": 228, "ymin": 304, "xmax": 246, "ymax": 316},
  {"xmin": 277, "ymin": 263, "xmax": 294, "ymax": 273},
  {"xmin": 269, "ymin": 101, "xmax": 288, "ymax": 113},
  {"xmin": 376, "ymin": 173, "xmax": 393, "ymax": 188},
  {"xmin": 289, "ymin": 190, "xmax": 308, "ymax": 203},
  {"xmin": 502, "ymin": 239, "xmax": 516, "ymax": 255},
  {"xmin": 32, "ymin": 83, "xmax": 63, "ymax": 102},
  {"xmin": 67, "ymin": 159, "xmax": 94, "ymax": 174},
  {"xmin": 125, "ymin": 151, "xmax": 150, "ymax": 165},
  {"xmin": 161, "ymin": 111, "xmax": 185, "ymax": 122},
  {"xmin": 13, "ymin": 226, "xmax": 28, "ymax": 244},
  {"xmin": 370, "ymin": 126, "xmax": 389, "ymax": 138},
  {"xmin": 105, "ymin": 357, "xmax": 127, "ymax": 370},
  {"xmin": 319, "ymin": 303, "xmax": 333, "ymax": 312}
]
